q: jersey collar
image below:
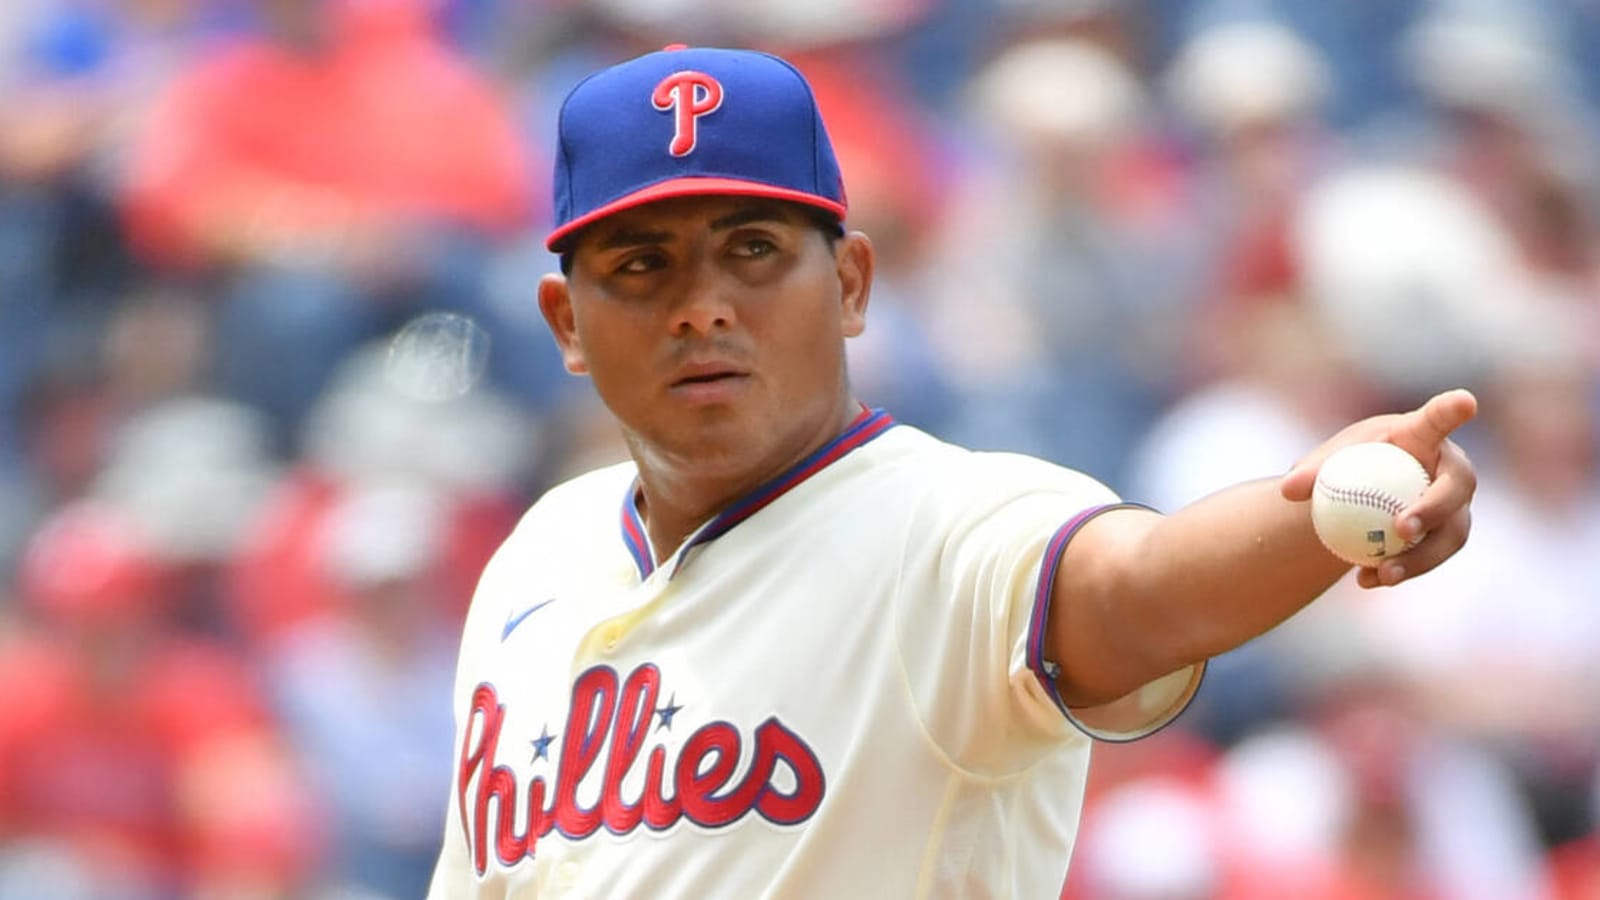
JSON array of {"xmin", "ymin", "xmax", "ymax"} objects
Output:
[{"xmin": 619, "ymin": 406, "xmax": 896, "ymax": 580}]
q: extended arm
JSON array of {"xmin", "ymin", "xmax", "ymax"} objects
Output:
[{"xmin": 1049, "ymin": 389, "xmax": 1479, "ymax": 714}]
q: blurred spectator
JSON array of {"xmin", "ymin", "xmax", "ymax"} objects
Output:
[
  {"xmin": 0, "ymin": 499, "xmax": 320, "ymax": 898},
  {"xmin": 1071, "ymin": 696, "xmax": 1551, "ymax": 900},
  {"xmin": 16, "ymin": 392, "xmax": 280, "ymax": 647},
  {"xmin": 1306, "ymin": 685, "xmax": 1551, "ymax": 900},
  {"xmin": 1069, "ymin": 775, "xmax": 1224, "ymax": 899},
  {"xmin": 0, "ymin": 277, "xmax": 222, "ymax": 585},
  {"xmin": 1167, "ymin": 20, "xmax": 1329, "ymax": 143},
  {"xmin": 1161, "ymin": 18, "xmax": 1342, "ymax": 382},
  {"xmin": 1221, "ymin": 690, "xmax": 1549, "ymax": 900},
  {"xmin": 1402, "ymin": 0, "xmax": 1600, "ymax": 360},
  {"xmin": 1141, "ymin": 0, "xmax": 1429, "ymax": 128},
  {"xmin": 266, "ymin": 483, "xmax": 461, "ymax": 899},
  {"xmin": 227, "ymin": 347, "xmax": 530, "ymax": 647},
  {"xmin": 926, "ymin": 33, "xmax": 1200, "ymax": 490},
  {"xmin": 1294, "ymin": 164, "xmax": 1539, "ymax": 401},
  {"xmin": 93, "ymin": 397, "xmax": 280, "ymax": 580},
  {"xmin": 119, "ymin": 0, "xmax": 558, "ymax": 446}
]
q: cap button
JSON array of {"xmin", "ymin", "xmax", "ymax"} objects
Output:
[{"xmin": 662, "ymin": 43, "xmax": 688, "ymax": 51}]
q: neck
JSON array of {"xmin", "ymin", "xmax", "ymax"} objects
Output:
[{"xmin": 631, "ymin": 397, "xmax": 862, "ymax": 563}]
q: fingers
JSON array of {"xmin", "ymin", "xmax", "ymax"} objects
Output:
[
  {"xmin": 1357, "ymin": 505, "xmax": 1472, "ymax": 588},
  {"xmin": 1279, "ymin": 462, "xmax": 1319, "ymax": 502},
  {"xmin": 1390, "ymin": 389, "xmax": 1479, "ymax": 463},
  {"xmin": 1355, "ymin": 436, "xmax": 1476, "ymax": 589},
  {"xmin": 1400, "ymin": 437, "xmax": 1477, "ymax": 538}
]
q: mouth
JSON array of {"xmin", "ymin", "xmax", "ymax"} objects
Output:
[
  {"xmin": 672, "ymin": 371, "xmax": 745, "ymax": 387},
  {"xmin": 668, "ymin": 362, "xmax": 751, "ymax": 401},
  {"xmin": 670, "ymin": 361, "xmax": 749, "ymax": 387}
]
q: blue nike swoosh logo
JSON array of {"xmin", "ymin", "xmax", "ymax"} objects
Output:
[{"xmin": 501, "ymin": 598, "xmax": 556, "ymax": 641}]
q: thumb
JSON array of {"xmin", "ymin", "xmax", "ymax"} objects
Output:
[
  {"xmin": 1278, "ymin": 388, "xmax": 1478, "ymax": 501},
  {"xmin": 1388, "ymin": 389, "xmax": 1479, "ymax": 470}
]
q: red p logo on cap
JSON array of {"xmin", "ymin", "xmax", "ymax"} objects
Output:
[{"xmin": 652, "ymin": 71, "xmax": 724, "ymax": 157}]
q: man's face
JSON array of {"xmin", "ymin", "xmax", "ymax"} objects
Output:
[{"xmin": 539, "ymin": 196, "xmax": 872, "ymax": 481}]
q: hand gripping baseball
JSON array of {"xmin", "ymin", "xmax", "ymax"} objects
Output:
[{"xmin": 1280, "ymin": 389, "xmax": 1479, "ymax": 588}]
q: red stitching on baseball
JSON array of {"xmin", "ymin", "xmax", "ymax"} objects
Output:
[{"xmin": 1316, "ymin": 482, "xmax": 1407, "ymax": 517}]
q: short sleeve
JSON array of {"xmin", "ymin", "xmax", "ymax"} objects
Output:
[
  {"xmin": 1025, "ymin": 506, "xmax": 1206, "ymax": 743},
  {"xmin": 892, "ymin": 452, "xmax": 1202, "ymax": 772}
]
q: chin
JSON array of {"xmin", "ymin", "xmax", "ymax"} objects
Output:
[
  {"xmin": 670, "ymin": 419, "xmax": 770, "ymax": 468},
  {"xmin": 703, "ymin": 406, "xmax": 813, "ymax": 464}
]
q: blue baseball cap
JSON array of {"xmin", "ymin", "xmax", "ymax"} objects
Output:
[{"xmin": 546, "ymin": 45, "xmax": 849, "ymax": 252}]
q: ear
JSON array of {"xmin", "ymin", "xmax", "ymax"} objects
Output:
[
  {"xmin": 537, "ymin": 273, "xmax": 588, "ymax": 375},
  {"xmin": 835, "ymin": 231, "xmax": 873, "ymax": 338}
]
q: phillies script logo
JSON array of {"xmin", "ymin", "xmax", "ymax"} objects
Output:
[
  {"xmin": 652, "ymin": 70, "xmax": 724, "ymax": 156},
  {"xmin": 458, "ymin": 663, "xmax": 825, "ymax": 873}
]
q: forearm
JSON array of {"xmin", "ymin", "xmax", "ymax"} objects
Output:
[
  {"xmin": 1054, "ymin": 478, "xmax": 1349, "ymax": 705},
  {"xmin": 1135, "ymin": 478, "xmax": 1350, "ymax": 661}
]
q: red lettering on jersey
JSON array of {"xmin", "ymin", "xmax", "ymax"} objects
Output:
[
  {"xmin": 677, "ymin": 722, "xmax": 747, "ymax": 825},
  {"xmin": 651, "ymin": 71, "xmax": 724, "ymax": 156},
  {"xmin": 457, "ymin": 665, "xmax": 826, "ymax": 874},
  {"xmin": 753, "ymin": 719, "xmax": 827, "ymax": 823},
  {"xmin": 640, "ymin": 744, "xmax": 679, "ymax": 828},
  {"xmin": 600, "ymin": 664, "xmax": 657, "ymax": 832},
  {"xmin": 551, "ymin": 666, "xmax": 615, "ymax": 839},
  {"xmin": 459, "ymin": 685, "xmax": 554, "ymax": 873}
]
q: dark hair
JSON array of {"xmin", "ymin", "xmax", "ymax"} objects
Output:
[
  {"xmin": 807, "ymin": 208, "xmax": 847, "ymax": 244},
  {"xmin": 558, "ymin": 206, "xmax": 844, "ymax": 276}
]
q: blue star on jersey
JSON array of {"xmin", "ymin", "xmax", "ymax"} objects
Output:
[
  {"xmin": 655, "ymin": 693, "xmax": 682, "ymax": 731},
  {"xmin": 530, "ymin": 725, "xmax": 555, "ymax": 762}
]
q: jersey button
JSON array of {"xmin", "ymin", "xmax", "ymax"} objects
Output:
[
  {"xmin": 555, "ymin": 859, "xmax": 582, "ymax": 888},
  {"xmin": 601, "ymin": 624, "xmax": 623, "ymax": 653}
]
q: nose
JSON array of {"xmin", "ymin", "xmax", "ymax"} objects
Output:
[{"xmin": 670, "ymin": 267, "xmax": 736, "ymax": 337}]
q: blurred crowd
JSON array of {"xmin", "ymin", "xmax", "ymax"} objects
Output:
[{"xmin": 0, "ymin": 0, "xmax": 1596, "ymax": 897}]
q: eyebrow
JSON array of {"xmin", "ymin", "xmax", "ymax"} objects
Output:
[
  {"xmin": 593, "ymin": 203, "xmax": 797, "ymax": 251},
  {"xmin": 597, "ymin": 228, "xmax": 673, "ymax": 251},
  {"xmin": 708, "ymin": 205, "xmax": 795, "ymax": 231}
]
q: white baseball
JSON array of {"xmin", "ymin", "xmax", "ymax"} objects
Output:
[{"xmin": 1311, "ymin": 442, "xmax": 1431, "ymax": 566}]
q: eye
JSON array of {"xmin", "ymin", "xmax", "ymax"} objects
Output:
[
  {"xmin": 730, "ymin": 236, "xmax": 778, "ymax": 259},
  {"xmin": 615, "ymin": 251, "xmax": 667, "ymax": 275}
]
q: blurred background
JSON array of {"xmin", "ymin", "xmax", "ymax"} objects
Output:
[{"xmin": 0, "ymin": 0, "xmax": 1596, "ymax": 897}]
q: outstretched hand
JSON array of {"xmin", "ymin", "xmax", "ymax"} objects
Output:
[{"xmin": 1281, "ymin": 389, "xmax": 1479, "ymax": 588}]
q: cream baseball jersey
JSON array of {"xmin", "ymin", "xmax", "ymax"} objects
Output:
[{"xmin": 429, "ymin": 410, "xmax": 1203, "ymax": 898}]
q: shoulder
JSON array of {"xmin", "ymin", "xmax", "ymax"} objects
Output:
[
  {"xmin": 507, "ymin": 460, "xmax": 638, "ymax": 541},
  {"xmin": 477, "ymin": 461, "xmax": 636, "ymax": 571},
  {"xmin": 535, "ymin": 459, "xmax": 640, "ymax": 510},
  {"xmin": 466, "ymin": 461, "xmax": 636, "ymax": 620},
  {"xmin": 868, "ymin": 425, "xmax": 1117, "ymax": 508}
]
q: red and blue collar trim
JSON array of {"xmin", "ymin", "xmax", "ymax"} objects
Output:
[
  {"xmin": 619, "ymin": 406, "xmax": 896, "ymax": 580},
  {"xmin": 620, "ymin": 495, "xmax": 655, "ymax": 580}
]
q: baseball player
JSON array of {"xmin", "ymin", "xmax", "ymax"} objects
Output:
[{"xmin": 428, "ymin": 46, "xmax": 1478, "ymax": 898}]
